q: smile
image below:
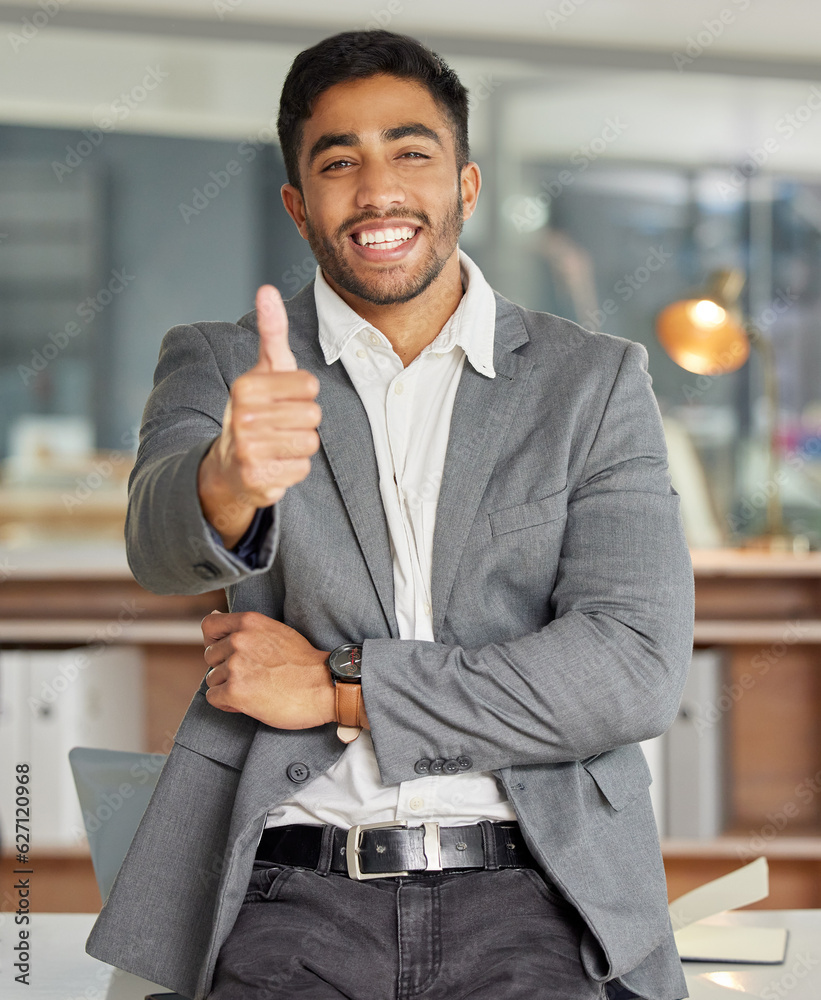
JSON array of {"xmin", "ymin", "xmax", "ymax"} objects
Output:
[
  {"xmin": 348, "ymin": 226, "xmax": 421, "ymax": 260},
  {"xmin": 352, "ymin": 226, "xmax": 419, "ymax": 249}
]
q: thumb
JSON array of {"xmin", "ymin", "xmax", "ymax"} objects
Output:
[{"xmin": 254, "ymin": 284, "xmax": 297, "ymax": 373}]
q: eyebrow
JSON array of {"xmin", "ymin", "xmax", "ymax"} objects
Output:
[{"xmin": 307, "ymin": 122, "xmax": 443, "ymax": 168}]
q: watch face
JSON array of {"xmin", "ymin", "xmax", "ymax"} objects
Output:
[{"xmin": 328, "ymin": 644, "xmax": 362, "ymax": 680}]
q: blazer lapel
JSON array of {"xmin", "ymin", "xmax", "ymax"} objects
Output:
[
  {"xmin": 278, "ymin": 282, "xmax": 532, "ymax": 642},
  {"xmin": 430, "ymin": 292, "xmax": 533, "ymax": 637},
  {"xmin": 285, "ymin": 283, "xmax": 399, "ymax": 638}
]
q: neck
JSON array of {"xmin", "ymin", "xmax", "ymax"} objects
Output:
[{"xmin": 323, "ymin": 252, "xmax": 464, "ymax": 367}]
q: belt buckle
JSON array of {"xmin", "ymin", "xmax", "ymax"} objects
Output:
[{"xmin": 346, "ymin": 820, "xmax": 443, "ymax": 880}]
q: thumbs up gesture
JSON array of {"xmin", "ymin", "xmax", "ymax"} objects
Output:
[{"xmin": 198, "ymin": 284, "xmax": 321, "ymax": 547}]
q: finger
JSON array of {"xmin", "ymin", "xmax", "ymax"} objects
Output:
[
  {"xmin": 204, "ymin": 683, "xmax": 242, "ymax": 713},
  {"xmin": 201, "ymin": 612, "xmax": 241, "ymax": 643},
  {"xmin": 230, "ymin": 429, "xmax": 321, "ymax": 462},
  {"xmin": 203, "ymin": 642, "xmax": 228, "ymax": 668},
  {"xmin": 204, "ymin": 664, "xmax": 227, "ymax": 687},
  {"xmin": 233, "ymin": 399, "xmax": 321, "ymax": 437},
  {"xmin": 233, "ymin": 371, "xmax": 320, "ymax": 405},
  {"xmin": 254, "ymin": 285, "xmax": 297, "ymax": 374}
]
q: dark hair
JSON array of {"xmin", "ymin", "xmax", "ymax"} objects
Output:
[{"xmin": 277, "ymin": 29, "xmax": 469, "ymax": 191}]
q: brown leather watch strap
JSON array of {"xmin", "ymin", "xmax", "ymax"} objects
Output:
[{"xmin": 335, "ymin": 682, "xmax": 362, "ymax": 743}]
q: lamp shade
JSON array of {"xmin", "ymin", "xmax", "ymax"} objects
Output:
[{"xmin": 656, "ymin": 298, "xmax": 749, "ymax": 375}]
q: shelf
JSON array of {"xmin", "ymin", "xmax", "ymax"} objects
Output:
[
  {"xmin": 694, "ymin": 620, "xmax": 821, "ymax": 643},
  {"xmin": 691, "ymin": 549, "xmax": 821, "ymax": 577},
  {"xmin": 662, "ymin": 837, "xmax": 821, "ymax": 860},
  {"xmin": 0, "ymin": 619, "xmax": 205, "ymax": 644},
  {"xmin": 0, "ymin": 541, "xmax": 132, "ymax": 579},
  {"xmin": 1, "ymin": 845, "xmax": 90, "ymax": 860}
]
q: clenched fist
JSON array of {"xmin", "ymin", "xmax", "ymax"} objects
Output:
[{"xmin": 198, "ymin": 284, "xmax": 321, "ymax": 547}]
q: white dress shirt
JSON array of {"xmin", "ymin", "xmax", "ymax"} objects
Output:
[{"xmin": 264, "ymin": 247, "xmax": 517, "ymax": 829}]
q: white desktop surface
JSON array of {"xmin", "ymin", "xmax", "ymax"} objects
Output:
[
  {"xmin": 1, "ymin": 910, "xmax": 820, "ymax": 999},
  {"xmin": 680, "ymin": 909, "xmax": 821, "ymax": 999},
  {"xmin": 1, "ymin": 913, "xmax": 165, "ymax": 999}
]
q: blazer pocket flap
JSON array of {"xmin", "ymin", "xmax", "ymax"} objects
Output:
[
  {"xmin": 582, "ymin": 743, "xmax": 653, "ymax": 811},
  {"xmin": 173, "ymin": 687, "xmax": 258, "ymax": 771},
  {"xmin": 489, "ymin": 485, "xmax": 568, "ymax": 537}
]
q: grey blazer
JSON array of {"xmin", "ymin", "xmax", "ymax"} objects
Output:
[{"xmin": 86, "ymin": 279, "xmax": 694, "ymax": 1000}]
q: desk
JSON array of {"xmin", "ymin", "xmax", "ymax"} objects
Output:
[
  {"xmin": 2, "ymin": 911, "xmax": 820, "ymax": 998},
  {"xmin": 680, "ymin": 909, "xmax": 821, "ymax": 999}
]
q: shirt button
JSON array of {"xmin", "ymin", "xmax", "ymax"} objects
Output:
[
  {"xmin": 423, "ymin": 602, "xmax": 431, "ymax": 616},
  {"xmin": 356, "ymin": 348, "xmax": 366, "ymax": 358},
  {"xmin": 394, "ymin": 382, "xmax": 404, "ymax": 395},
  {"xmin": 409, "ymin": 796, "xmax": 424, "ymax": 810},
  {"xmin": 369, "ymin": 333, "xmax": 379, "ymax": 345}
]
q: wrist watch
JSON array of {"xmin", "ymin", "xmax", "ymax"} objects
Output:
[{"xmin": 327, "ymin": 643, "xmax": 363, "ymax": 743}]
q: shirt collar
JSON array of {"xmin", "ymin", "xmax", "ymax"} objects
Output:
[{"xmin": 314, "ymin": 247, "xmax": 496, "ymax": 378}]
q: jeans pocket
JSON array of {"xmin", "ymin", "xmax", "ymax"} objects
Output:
[
  {"xmin": 243, "ymin": 863, "xmax": 297, "ymax": 904},
  {"xmin": 517, "ymin": 866, "xmax": 577, "ymax": 911}
]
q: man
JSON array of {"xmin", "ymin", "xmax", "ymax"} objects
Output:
[{"xmin": 87, "ymin": 28, "xmax": 694, "ymax": 1000}]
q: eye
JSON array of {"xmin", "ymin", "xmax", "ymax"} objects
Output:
[
  {"xmin": 322, "ymin": 159, "xmax": 354, "ymax": 171},
  {"xmin": 400, "ymin": 151, "xmax": 430, "ymax": 160}
]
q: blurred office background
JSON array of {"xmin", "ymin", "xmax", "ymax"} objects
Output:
[{"xmin": 1, "ymin": 1, "xmax": 820, "ymax": 911}]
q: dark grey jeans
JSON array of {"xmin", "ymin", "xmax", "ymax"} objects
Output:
[{"xmin": 208, "ymin": 858, "xmax": 640, "ymax": 999}]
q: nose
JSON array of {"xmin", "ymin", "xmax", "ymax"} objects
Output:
[{"xmin": 354, "ymin": 158, "xmax": 406, "ymax": 212}]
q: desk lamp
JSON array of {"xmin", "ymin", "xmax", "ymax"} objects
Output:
[{"xmin": 656, "ymin": 269, "xmax": 801, "ymax": 551}]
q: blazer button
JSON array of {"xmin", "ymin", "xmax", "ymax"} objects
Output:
[
  {"xmin": 193, "ymin": 561, "xmax": 220, "ymax": 580},
  {"xmin": 286, "ymin": 762, "xmax": 310, "ymax": 783},
  {"xmin": 443, "ymin": 759, "xmax": 460, "ymax": 774},
  {"xmin": 457, "ymin": 755, "xmax": 472, "ymax": 770},
  {"xmin": 414, "ymin": 758, "xmax": 432, "ymax": 775},
  {"xmin": 430, "ymin": 758, "xmax": 446, "ymax": 774}
]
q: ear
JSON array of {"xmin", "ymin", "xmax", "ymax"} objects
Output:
[
  {"xmin": 460, "ymin": 162, "xmax": 481, "ymax": 222},
  {"xmin": 281, "ymin": 183, "xmax": 310, "ymax": 240}
]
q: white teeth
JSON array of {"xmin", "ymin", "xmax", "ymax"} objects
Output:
[{"xmin": 355, "ymin": 227, "xmax": 417, "ymax": 246}]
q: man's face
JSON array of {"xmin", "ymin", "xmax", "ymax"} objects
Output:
[{"xmin": 282, "ymin": 74, "xmax": 478, "ymax": 306}]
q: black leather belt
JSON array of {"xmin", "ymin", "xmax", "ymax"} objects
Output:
[{"xmin": 256, "ymin": 821, "xmax": 538, "ymax": 881}]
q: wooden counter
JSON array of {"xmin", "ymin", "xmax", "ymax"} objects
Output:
[{"xmin": 2, "ymin": 545, "xmax": 821, "ymax": 909}]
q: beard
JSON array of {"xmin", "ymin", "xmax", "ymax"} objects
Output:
[{"xmin": 304, "ymin": 189, "xmax": 464, "ymax": 306}]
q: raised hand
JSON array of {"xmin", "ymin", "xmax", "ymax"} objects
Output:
[{"xmin": 198, "ymin": 285, "xmax": 321, "ymax": 547}]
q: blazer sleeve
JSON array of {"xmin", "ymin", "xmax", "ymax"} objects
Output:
[
  {"xmin": 125, "ymin": 323, "xmax": 279, "ymax": 595},
  {"xmin": 361, "ymin": 340, "xmax": 695, "ymax": 784}
]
